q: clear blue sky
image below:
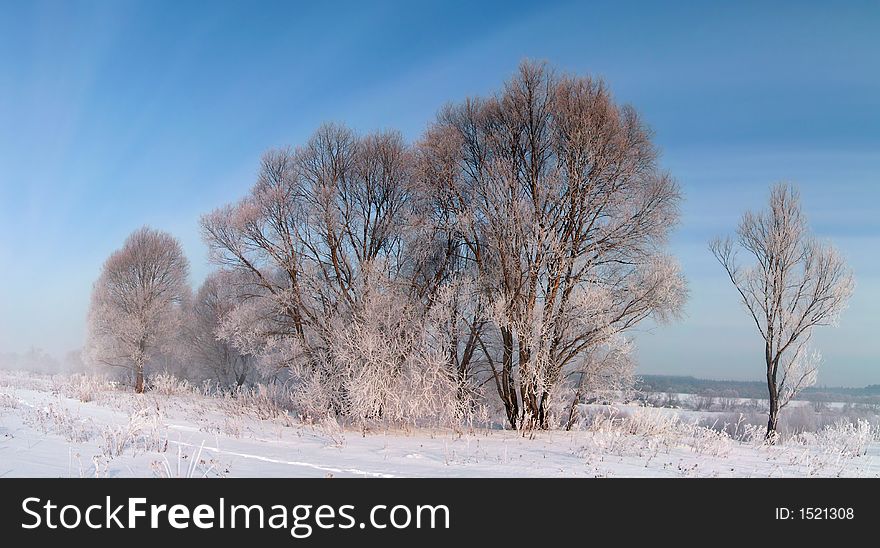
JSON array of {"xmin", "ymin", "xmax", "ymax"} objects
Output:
[{"xmin": 0, "ymin": 0, "xmax": 877, "ymax": 385}]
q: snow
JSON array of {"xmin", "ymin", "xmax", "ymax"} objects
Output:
[{"xmin": 1, "ymin": 370, "xmax": 878, "ymax": 478}]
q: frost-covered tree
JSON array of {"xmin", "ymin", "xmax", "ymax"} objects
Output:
[
  {"xmin": 85, "ymin": 227, "xmax": 190, "ymax": 393},
  {"xmin": 419, "ymin": 61, "xmax": 686, "ymax": 429},
  {"xmin": 185, "ymin": 270, "xmax": 259, "ymax": 388},
  {"xmin": 201, "ymin": 126, "xmax": 449, "ymax": 420},
  {"xmin": 201, "ymin": 62, "xmax": 686, "ymax": 430},
  {"xmin": 711, "ymin": 183, "xmax": 854, "ymax": 439}
]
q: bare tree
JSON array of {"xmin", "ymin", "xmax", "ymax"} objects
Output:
[
  {"xmin": 711, "ymin": 183, "xmax": 854, "ymax": 439},
  {"xmin": 201, "ymin": 125, "xmax": 444, "ymax": 418},
  {"xmin": 419, "ymin": 61, "xmax": 686, "ymax": 429},
  {"xmin": 201, "ymin": 63, "xmax": 686, "ymax": 430},
  {"xmin": 186, "ymin": 270, "xmax": 258, "ymax": 388},
  {"xmin": 85, "ymin": 227, "xmax": 190, "ymax": 393}
]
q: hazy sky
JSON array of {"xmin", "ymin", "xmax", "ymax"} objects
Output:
[{"xmin": 0, "ymin": 0, "xmax": 877, "ymax": 385}]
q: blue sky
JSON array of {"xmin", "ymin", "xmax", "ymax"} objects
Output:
[{"xmin": 0, "ymin": 0, "xmax": 877, "ymax": 385}]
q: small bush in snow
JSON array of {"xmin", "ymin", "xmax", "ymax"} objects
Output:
[
  {"xmin": 25, "ymin": 403, "xmax": 96, "ymax": 443},
  {"xmin": 581, "ymin": 407, "xmax": 737, "ymax": 459},
  {"xmin": 148, "ymin": 373, "xmax": 193, "ymax": 397},
  {"xmin": 221, "ymin": 383, "xmax": 295, "ymax": 424},
  {"xmin": 687, "ymin": 425, "xmax": 733, "ymax": 457},
  {"xmin": 99, "ymin": 404, "xmax": 167, "ymax": 458},
  {"xmin": 151, "ymin": 442, "xmax": 228, "ymax": 478},
  {"xmin": 0, "ymin": 392, "xmax": 17, "ymax": 409},
  {"xmin": 59, "ymin": 373, "xmax": 117, "ymax": 403},
  {"xmin": 582, "ymin": 408, "xmax": 682, "ymax": 457},
  {"xmin": 792, "ymin": 419, "xmax": 878, "ymax": 458}
]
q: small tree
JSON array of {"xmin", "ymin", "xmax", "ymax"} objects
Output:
[
  {"xmin": 85, "ymin": 227, "xmax": 190, "ymax": 393},
  {"xmin": 711, "ymin": 183, "xmax": 853, "ymax": 439}
]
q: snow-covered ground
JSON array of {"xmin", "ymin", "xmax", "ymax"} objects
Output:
[{"xmin": 1, "ymin": 370, "xmax": 879, "ymax": 478}]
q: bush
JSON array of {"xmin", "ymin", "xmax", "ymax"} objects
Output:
[
  {"xmin": 148, "ymin": 373, "xmax": 193, "ymax": 396},
  {"xmin": 0, "ymin": 391, "xmax": 17, "ymax": 409},
  {"xmin": 792, "ymin": 419, "xmax": 878, "ymax": 458},
  {"xmin": 59, "ymin": 373, "xmax": 117, "ymax": 403},
  {"xmin": 99, "ymin": 404, "xmax": 167, "ymax": 458},
  {"xmin": 25, "ymin": 402, "xmax": 96, "ymax": 443}
]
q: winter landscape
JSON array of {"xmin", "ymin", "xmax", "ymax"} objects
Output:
[
  {"xmin": 2, "ymin": 2, "xmax": 878, "ymax": 479},
  {"xmin": 2, "ymin": 369, "xmax": 879, "ymax": 478}
]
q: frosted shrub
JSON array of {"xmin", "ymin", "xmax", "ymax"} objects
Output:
[
  {"xmin": 25, "ymin": 403, "xmax": 96, "ymax": 443},
  {"xmin": 221, "ymin": 383, "xmax": 295, "ymax": 424},
  {"xmin": 0, "ymin": 391, "xmax": 17, "ymax": 409},
  {"xmin": 99, "ymin": 404, "xmax": 167, "ymax": 458},
  {"xmin": 149, "ymin": 373, "xmax": 193, "ymax": 396},
  {"xmin": 692, "ymin": 395, "xmax": 716, "ymax": 411},
  {"xmin": 778, "ymin": 406, "xmax": 818, "ymax": 436},
  {"xmin": 316, "ymin": 415, "xmax": 346, "ymax": 447},
  {"xmin": 240, "ymin": 383, "xmax": 295, "ymax": 419},
  {"xmin": 697, "ymin": 412, "xmax": 766, "ymax": 444},
  {"xmin": 403, "ymin": 349, "xmax": 471, "ymax": 427},
  {"xmin": 339, "ymin": 318, "xmax": 406, "ymax": 424},
  {"xmin": 641, "ymin": 392, "xmax": 682, "ymax": 409},
  {"xmin": 583, "ymin": 408, "xmax": 682, "ymax": 456},
  {"xmin": 60, "ymin": 373, "xmax": 116, "ymax": 403},
  {"xmin": 581, "ymin": 407, "xmax": 737, "ymax": 458},
  {"xmin": 619, "ymin": 408, "xmax": 682, "ymax": 437},
  {"xmin": 304, "ymin": 282, "xmax": 470, "ymax": 430},
  {"xmin": 335, "ymin": 326, "xmax": 465, "ymax": 429},
  {"xmin": 688, "ymin": 425, "xmax": 733, "ymax": 457},
  {"xmin": 151, "ymin": 442, "xmax": 227, "ymax": 478},
  {"xmin": 291, "ymin": 372, "xmax": 338, "ymax": 422},
  {"xmin": 795, "ymin": 419, "xmax": 878, "ymax": 458}
]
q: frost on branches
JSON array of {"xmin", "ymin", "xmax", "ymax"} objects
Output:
[
  {"xmin": 193, "ymin": 61, "xmax": 687, "ymax": 430},
  {"xmin": 711, "ymin": 183, "xmax": 854, "ymax": 439},
  {"xmin": 185, "ymin": 270, "xmax": 261, "ymax": 389},
  {"xmin": 417, "ymin": 62, "xmax": 687, "ymax": 429},
  {"xmin": 85, "ymin": 227, "xmax": 190, "ymax": 393},
  {"xmin": 78, "ymin": 62, "xmax": 690, "ymax": 430}
]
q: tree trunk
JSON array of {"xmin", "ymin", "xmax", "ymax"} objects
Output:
[
  {"xmin": 500, "ymin": 328, "xmax": 518, "ymax": 429},
  {"xmin": 134, "ymin": 338, "xmax": 146, "ymax": 394},
  {"xmin": 536, "ymin": 390, "xmax": 550, "ymax": 429},
  {"xmin": 766, "ymin": 388, "xmax": 779, "ymax": 439},
  {"xmin": 135, "ymin": 365, "xmax": 145, "ymax": 394},
  {"xmin": 564, "ymin": 381, "xmax": 584, "ymax": 431},
  {"xmin": 765, "ymin": 356, "xmax": 779, "ymax": 440},
  {"xmin": 518, "ymin": 343, "xmax": 539, "ymax": 430}
]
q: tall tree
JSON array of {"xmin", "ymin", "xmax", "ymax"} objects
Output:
[
  {"xmin": 419, "ymin": 61, "xmax": 686, "ymax": 429},
  {"xmin": 85, "ymin": 227, "xmax": 190, "ymax": 393},
  {"xmin": 711, "ymin": 183, "xmax": 854, "ymax": 438}
]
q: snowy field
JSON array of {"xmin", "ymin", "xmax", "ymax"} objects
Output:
[{"xmin": 2, "ymin": 370, "xmax": 879, "ymax": 478}]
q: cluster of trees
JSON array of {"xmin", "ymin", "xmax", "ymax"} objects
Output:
[
  {"xmin": 84, "ymin": 228, "xmax": 258, "ymax": 393},
  {"xmin": 85, "ymin": 62, "xmax": 686, "ymax": 430},
  {"xmin": 84, "ymin": 61, "xmax": 852, "ymax": 437}
]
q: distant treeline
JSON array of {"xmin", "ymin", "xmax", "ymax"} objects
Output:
[
  {"xmin": 0, "ymin": 349, "xmax": 85, "ymax": 375},
  {"xmin": 637, "ymin": 375, "xmax": 880, "ymax": 404}
]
